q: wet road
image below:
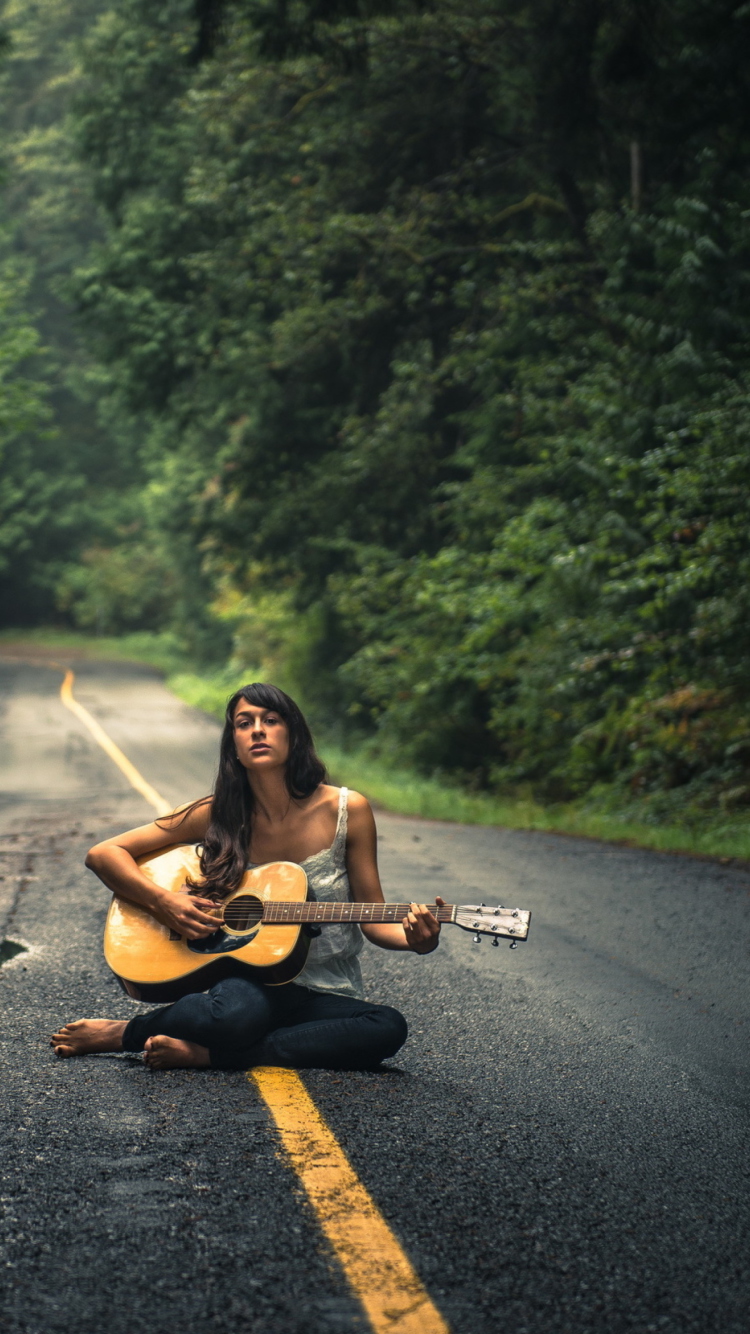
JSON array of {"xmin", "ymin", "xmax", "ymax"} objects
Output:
[{"xmin": 0, "ymin": 655, "xmax": 748, "ymax": 1334}]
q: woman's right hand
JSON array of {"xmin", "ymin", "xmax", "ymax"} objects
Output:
[{"xmin": 156, "ymin": 887, "xmax": 220, "ymax": 939}]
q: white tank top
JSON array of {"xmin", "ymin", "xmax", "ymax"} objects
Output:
[
  {"xmin": 294, "ymin": 787, "xmax": 364, "ymax": 999},
  {"xmin": 250, "ymin": 787, "xmax": 364, "ymax": 999}
]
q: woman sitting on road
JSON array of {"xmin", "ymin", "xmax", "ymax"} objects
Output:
[{"xmin": 51, "ymin": 683, "xmax": 441, "ymax": 1070}]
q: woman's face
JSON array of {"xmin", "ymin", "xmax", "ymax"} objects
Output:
[{"xmin": 233, "ymin": 700, "xmax": 290, "ymax": 774}]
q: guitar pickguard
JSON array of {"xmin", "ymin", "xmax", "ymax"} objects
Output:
[{"xmin": 187, "ymin": 927, "xmax": 259, "ymax": 955}]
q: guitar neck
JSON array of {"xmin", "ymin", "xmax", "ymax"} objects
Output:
[
  {"xmin": 258, "ymin": 902, "xmax": 456, "ymax": 925},
  {"xmin": 221, "ymin": 892, "xmax": 531, "ymax": 942}
]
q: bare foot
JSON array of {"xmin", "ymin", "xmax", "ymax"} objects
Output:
[
  {"xmin": 143, "ymin": 1035, "xmax": 210, "ymax": 1070},
  {"xmin": 50, "ymin": 1019, "xmax": 127, "ymax": 1058}
]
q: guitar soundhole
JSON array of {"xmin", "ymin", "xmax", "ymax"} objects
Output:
[{"xmin": 223, "ymin": 894, "xmax": 264, "ymax": 934}]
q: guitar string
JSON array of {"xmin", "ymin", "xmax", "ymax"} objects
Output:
[
  {"xmin": 220, "ymin": 911, "xmax": 455, "ymax": 923},
  {"xmin": 220, "ymin": 913, "xmax": 457, "ymax": 928},
  {"xmin": 220, "ymin": 904, "xmax": 455, "ymax": 916},
  {"xmin": 199, "ymin": 902, "xmax": 518, "ymax": 931},
  {"xmin": 220, "ymin": 912, "xmax": 455, "ymax": 923},
  {"xmin": 220, "ymin": 908, "xmax": 502, "ymax": 924}
]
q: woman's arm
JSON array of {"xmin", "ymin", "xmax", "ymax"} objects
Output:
[
  {"xmin": 85, "ymin": 801, "xmax": 219, "ymax": 939},
  {"xmin": 345, "ymin": 792, "xmax": 441, "ymax": 954}
]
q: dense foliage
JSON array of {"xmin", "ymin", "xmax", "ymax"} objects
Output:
[
  {"xmin": 0, "ymin": 0, "xmax": 160, "ymax": 625},
  {"xmin": 3, "ymin": 0, "xmax": 750, "ymax": 811}
]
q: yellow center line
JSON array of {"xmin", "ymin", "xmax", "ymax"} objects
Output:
[
  {"xmin": 59, "ymin": 668, "xmax": 173, "ymax": 816},
  {"xmin": 251, "ymin": 1067, "xmax": 450, "ymax": 1334},
  {"xmin": 58, "ymin": 666, "xmax": 451, "ymax": 1334}
]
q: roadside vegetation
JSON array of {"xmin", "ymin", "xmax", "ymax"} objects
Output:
[
  {"xmin": 4, "ymin": 627, "xmax": 750, "ymax": 862},
  {"xmin": 1, "ymin": 2, "xmax": 750, "ymax": 859}
]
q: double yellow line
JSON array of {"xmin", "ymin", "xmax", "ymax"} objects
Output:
[{"xmin": 60, "ymin": 667, "xmax": 450, "ymax": 1334}]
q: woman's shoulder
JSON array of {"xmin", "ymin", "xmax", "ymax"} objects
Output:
[
  {"xmin": 161, "ymin": 795, "xmax": 213, "ymax": 840},
  {"xmin": 342, "ymin": 788, "xmax": 370, "ymax": 815},
  {"xmin": 306, "ymin": 785, "xmax": 372, "ymax": 833},
  {"xmin": 311, "ymin": 783, "xmax": 370, "ymax": 811}
]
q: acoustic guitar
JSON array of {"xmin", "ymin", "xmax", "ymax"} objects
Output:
[{"xmin": 104, "ymin": 843, "xmax": 532, "ymax": 1001}]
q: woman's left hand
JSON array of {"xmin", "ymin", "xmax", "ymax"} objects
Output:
[{"xmin": 403, "ymin": 897, "xmax": 443, "ymax": 954}]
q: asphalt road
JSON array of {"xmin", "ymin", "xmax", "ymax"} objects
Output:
[{"xmin": 0, "ymin": 655, "xmax": 748, "ymax": 1334}]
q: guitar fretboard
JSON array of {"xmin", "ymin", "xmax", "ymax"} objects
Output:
[{"xmin": 230, "ymin": 902, "xmax": 454, "ymax": 925}]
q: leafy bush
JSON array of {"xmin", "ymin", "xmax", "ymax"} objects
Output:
[{"xmin": 56, "ymin": 541, "xmax": 176, "ymax": 633}]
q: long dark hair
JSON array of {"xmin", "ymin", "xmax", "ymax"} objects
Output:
[{"xmin": 182, "ymin": 682, "xmax": 328, "ymax": 899}]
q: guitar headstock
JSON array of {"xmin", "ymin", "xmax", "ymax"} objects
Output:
[{"xmin": 454, "ymin": 904, "xmax": 531, "ymax": 945}]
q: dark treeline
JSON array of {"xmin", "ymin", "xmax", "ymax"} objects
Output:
[
  {"xmin": 0, "ymin": 1, "xmax": 151, "ymax": 626},
  {"xmin": 2, "ymin": 0, "xmax": 750, "ymax": 814}
]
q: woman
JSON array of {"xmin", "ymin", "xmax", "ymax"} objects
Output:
[{"xmin": 51, "ymin": 683, "xmax": 441, "ymax": 1070}]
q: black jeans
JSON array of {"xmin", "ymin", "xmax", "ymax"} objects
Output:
[{"xmin": 121, "ymin": 976, "xmax": 408, "ymax": 1071}]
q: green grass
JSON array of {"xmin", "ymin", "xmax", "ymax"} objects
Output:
[
  {"xmin": 165, "ymin": 668, "xmax": 254, "ymax": 719},
  {"xmin": 2, "ymin": 627, "xmax": 749, "ymax": 862},
  {"xmin": 319, "ymin": 744, "xmax": 750, "ymax": 861},
  {"xmin": 0, "ymin": 626, "xmax": 188, "ymax": 674}
]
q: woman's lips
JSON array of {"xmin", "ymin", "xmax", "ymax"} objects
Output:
[{"xmin": 250, "ymin": 744, "xmax": 270, "ymax": 753}]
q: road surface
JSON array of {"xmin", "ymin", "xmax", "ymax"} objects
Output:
[{"xmin": 0, "ymin": 654, "xmax": 748, "ymax": 1334}]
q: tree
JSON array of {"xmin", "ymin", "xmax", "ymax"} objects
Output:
[{"xmin": 0, "ymin": 0, "xmax": 150, "ymax": 624}]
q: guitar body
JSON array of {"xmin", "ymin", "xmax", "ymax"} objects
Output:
[{"xmin": 104, "ymin": 845, "xmax": 311, "ymax": 1002}]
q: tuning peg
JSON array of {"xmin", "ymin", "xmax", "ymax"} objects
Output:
[
  {"xmin": 491, "ymin": 937, "xmax": 500, "ymax": 947},
  {"xmin": 473, "ymin": 934, "xmax": 481, "ymax": 944},
  {"xmin": 509, "ymin": 940, "xmax": 518, "ymax": 949}
]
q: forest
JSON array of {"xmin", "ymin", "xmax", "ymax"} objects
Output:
[{"xmin": 1, "ymin": 0, "xmax": 750, "ymax": 826}]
